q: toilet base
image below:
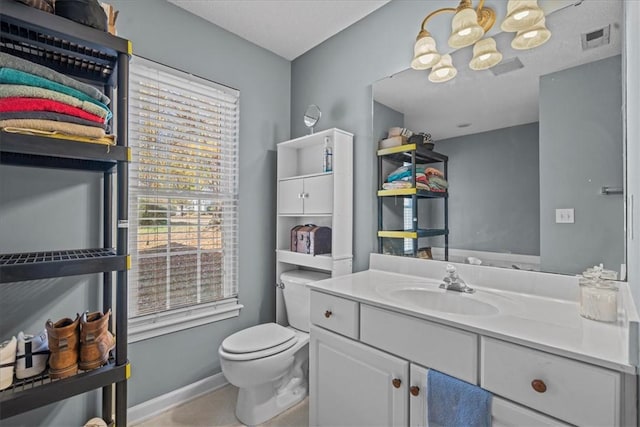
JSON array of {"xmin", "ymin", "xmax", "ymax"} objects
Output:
[{"xmin": 235, "ymin": 375, "xmax": 307, "ymax": 426}]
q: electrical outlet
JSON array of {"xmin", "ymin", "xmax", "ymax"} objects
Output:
[{"xmin": 555, "ymin": 208, "xmax": 575, "ymax": 224}]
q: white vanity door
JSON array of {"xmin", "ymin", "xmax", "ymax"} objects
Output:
[
  {"xmin": 408, "ymin": 364, "xmax": 569, "ymax": 427},
  {"xmin": 409, "ymin": 364, "xmax": 429, "ymax": 427},
  {"xmin": 310, "ymin": 325, "xmax": 408, "ymax": 427}
]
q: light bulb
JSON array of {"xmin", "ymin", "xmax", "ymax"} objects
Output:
[
  {"xmin": 419, "ymin": 53, "xmax": 436, "ymax": 65},
  {"xmin": 524, "ymin": 30, "xmax": 538, "ymax": 39},
  {"xmin": 479, "ymin": 53, "xmax": 491, "ymax": 61},
  {"xmin": 513, "ymin": 10, "xmax": 529, "ymax": 20},
  {"xmin": 436, "ymin": 68, "xmax": 449, "ymax": 78},
  {"xmin": 458, "ymin": 28, "xmax": 472, "ymax": 37}
]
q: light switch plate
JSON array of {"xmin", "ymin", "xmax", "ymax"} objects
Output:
[{"xmin": 555, "ymin": 208, "xmax": 575, "ymax": 223}]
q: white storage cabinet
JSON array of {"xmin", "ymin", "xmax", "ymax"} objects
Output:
[{"xmin": 275, "ymin": 129, "xmax": 353, "ymax": 325}]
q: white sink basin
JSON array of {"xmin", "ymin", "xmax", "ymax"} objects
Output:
[{"xmin": 379, "ymin": 285, "xmax": 499, "ymax": 316}]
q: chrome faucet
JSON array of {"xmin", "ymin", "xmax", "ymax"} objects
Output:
[{"xmin": 439, "ymin": 264, "xmax": 475, "ymax": 293}]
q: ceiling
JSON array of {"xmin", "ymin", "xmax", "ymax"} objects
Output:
[
  {"xmin": 167, "ymin": 0, "xmax": 390, "ymax": 60},
  {"xmin": 373, "ymin": 0, "xmax": 622, "ymax": 141}
]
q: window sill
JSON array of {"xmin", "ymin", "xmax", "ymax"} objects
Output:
[{"xmin": 128, "ymin": 298, "xmax": 243, "ymax": 343}]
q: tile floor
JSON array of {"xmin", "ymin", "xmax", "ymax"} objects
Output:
[{"xmin": 132, "ymin": 384, "xmax": 309, "ymax": 427}]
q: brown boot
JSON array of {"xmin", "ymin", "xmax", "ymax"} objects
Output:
[
  {"xmin": 79, "ymin": 309, "xmax": 115, "ymax": 371},
  {"xmin": 46, "ymin": 315, "xmax": 80, "ymax": 379}
]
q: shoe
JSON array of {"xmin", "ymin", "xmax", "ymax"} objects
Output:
[
  {"xmin": 16, "ymin": 330, "xmax": 50, "ymax": 379},
  {"xmin": 79, "ymin": 309, "xmax": 115, "ymax": 371},
  {"xmin": 46, "ymin": 315, "xmax": 80, "ymax": 379},
  {"xmin": 83, "ymin": 417, "xmax": 108, "ymax": 427},
  {"xmin": 0, "ymin": 336, "xmax": 17, "ymax": 390}
]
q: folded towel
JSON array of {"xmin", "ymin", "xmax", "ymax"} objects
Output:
[
  {"xmin": 0, "ymin": 84, "xmax": 111, "ymax": 119},
  {"xmin": 0, "ymin": 52, "xmax": 110, "ymax": 105},
  {"xmin": 425, "ymin": 167, "xmax": 444, "ymax": 178},
  {"xmin": 427, "ymin": 370, "xmax": 491, "ymax": 427},
  {"xmin": 2, "ymin": 127, "xmax": 115, "ymax": 146},
  {"xmin": 0, "ymin": 111, "xmax": 107, "ymax": 129},
  {"xmin": 0, "ymin": 68, "xmax": 111, "ymax": 113},
  {"xmin": 0, "ymin": 98, "xmax": 105, "ymax": 124},
  {"xmin": 382, "ymin": 181, "xmax": 413, "ymax": 190},
  {"xmin": 387, "ymin": 164, "xmax": 429, "ymax": 182},
  {"xmin": 0, "ymin": 119, "xmax": 106, "ymax": 138}
]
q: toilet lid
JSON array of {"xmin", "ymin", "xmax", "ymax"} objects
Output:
[{"xmin": 221, "ymin": 323, "xmax": 296, "ymax": 354}]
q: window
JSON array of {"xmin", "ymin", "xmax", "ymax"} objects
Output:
[{"xmin": 128, "ymin": 57, "xmax": 241, "ymax": 341}]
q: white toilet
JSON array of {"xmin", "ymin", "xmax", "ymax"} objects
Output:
[{"xmin": 219, "ymin": 270, "xmax": 329, "ymax": 426}]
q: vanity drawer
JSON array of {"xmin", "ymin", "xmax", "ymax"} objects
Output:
[
  {"xmin": 481, "ymin": 337, "xmax": 621, "ymax": 427},
  {"xmin": 360, "ymin": 304, "xmax": 477, "ymax": 383},
  {"xmin": 310, "ymin": 291, "xmax": 359, "ymax": 339}
]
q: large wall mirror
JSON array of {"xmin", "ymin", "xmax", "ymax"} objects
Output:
[{"xmin": 373, "ymin": 0, "xmax": 625, "ymax": 278}]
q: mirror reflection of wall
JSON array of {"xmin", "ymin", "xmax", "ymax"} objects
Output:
[{"xmin": 373, "ymin": 1, "xmax": 624, "ymax": 277}]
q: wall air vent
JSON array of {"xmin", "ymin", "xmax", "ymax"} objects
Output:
[
  {"xmin": 582, "ymin": 25, "xmax": 610, "ymax": 50},
  {"xmin": 490, "ymin": 57, "xmax": 524, "ymax": 76}
]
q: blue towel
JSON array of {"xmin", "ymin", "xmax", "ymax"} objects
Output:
[{"xmin": 427, "ymin": 369, "xmax": 492, "ymax": 427}]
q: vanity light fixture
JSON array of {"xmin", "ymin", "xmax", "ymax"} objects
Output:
[{"xmin": 411, "ymin": 0, "xmax": 550, "ymax": 82}]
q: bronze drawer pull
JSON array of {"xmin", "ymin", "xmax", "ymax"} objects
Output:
[
  {"xmin": 392, "ymin": 378, "xmax": 402, "ymax": 388},
  {"xmin": 410, "ymin": 386, "xmax": 420, "ymax": 396},
  {"xmin": 531, "ymin": 379, "xmax": 547, "ymax": 393},
  {"xmin": 324, "ymin": 310, "xmax": 332, "ymax": 318}
]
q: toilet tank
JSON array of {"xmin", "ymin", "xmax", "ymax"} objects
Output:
[{"xmin": 280, "ymin": 270, "xmax": 330, "ymax": 332}]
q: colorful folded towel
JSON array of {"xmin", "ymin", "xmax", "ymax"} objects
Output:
[
  {"xmin": 0, "ymin": 84, "xmax": 111, "ymax": 119},
  {"xmin": 0, "ymin": 111, "xmax": 106, "ymax": 129},
  {"xmin": 0, "ymin": 68, "xmax": 111, "ymax": 114},
  {"xmin": 387, "ymin": 164, "xmax": 429, "ymax": 182},
  {"xmin": 0, "ymin": 119, "xmax": 106, "ymax": 138},
  {"xmin": 0, "ymin": 52, "xmax": 110, "ymax": 105},
  {"xmin": 0, "ymin": 98, "xmax": 105, "ymax": 124}
]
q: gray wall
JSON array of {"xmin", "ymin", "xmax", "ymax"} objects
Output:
[
  {"xmin": 423, "ymin": 123, "xmax": 540, "ymax": 255},
  {"xmin": 290, "ymin": 0, "xmax": 510, "ymax": 272},
  {"xmin": 0, "ymin": 0, "xmax": 290, "ymax": 425},
  {"xmin": 539, "ymin": 55, "xmax": 623, "ymax": 275}
]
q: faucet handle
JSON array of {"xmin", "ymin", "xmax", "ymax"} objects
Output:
[{"xmin": 445, "ymin": 264, "xmax": 458, "ymax": 277}]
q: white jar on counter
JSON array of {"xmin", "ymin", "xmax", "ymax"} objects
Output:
[{"xmin": 579, "ymin": 276, "xmax": 618, "ymax": 322}]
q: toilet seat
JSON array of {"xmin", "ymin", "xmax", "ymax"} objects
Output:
[{"xmin": 220, "ymin": 323, "xmax": 297, "ymax": 361}]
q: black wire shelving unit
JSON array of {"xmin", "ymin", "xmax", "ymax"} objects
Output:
[
  {"xmin": 0, "ymin": 0, "xmax": 130, "ymax": 424},
  {"xmin": 377, "ymin": 143, "xmax": 449, "ymax": 259}
]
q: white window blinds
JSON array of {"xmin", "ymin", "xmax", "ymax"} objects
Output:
[{"xmin": 128, "ymin": 56, "xmax": 239, "ymax": 318}]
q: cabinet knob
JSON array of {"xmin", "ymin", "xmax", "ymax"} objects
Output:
[
  {"xmin": 531, "ymin": 379, "xmax": 547, "ymax": 393},
  {"xmin": 410, "ymin": 386, "xmax": 420, "ymax": 396},
  {"xmin": 392, "ymin": 378, "xmax": 402, "ymax": 389},
  {"xmin": 324, "ymin": 310, "xmax": 332, "ymax": 318}
]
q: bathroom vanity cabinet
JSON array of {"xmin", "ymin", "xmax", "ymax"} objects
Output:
[
  {"xmin": 309, "ymin": 286, "xmax": 637, "ymax": 426},
  {"xmin": 275, "ymin": 129, "xmax": 353, "ymax": 325}
]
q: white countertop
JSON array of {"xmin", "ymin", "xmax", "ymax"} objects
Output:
[{"xmin": 308, "ymin": 267, "xmax": 638, "ymax": 374}]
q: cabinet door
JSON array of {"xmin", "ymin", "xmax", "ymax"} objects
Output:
[
  {"xmin": 310, "ymin": 325, "xmax": 408, "ymax": 427},
  {"xmin": 409, "ymin": 364, "xmax": 428, "ymax": 427},
  {"xmin": 279, "ymin": 178, "xmax": 303, "ymax": 214},
  {"xmin": 408, "ymin": 364, "xmax": 569, "ymax": 427},
  {"xmin": 303, "ymin": 174, "xmax": 333, "ymax": 214}
]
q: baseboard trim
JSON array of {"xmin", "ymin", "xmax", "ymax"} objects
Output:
[{"xmin": 129, "ymin": 372, "xmax": 228, "ymax": 425}]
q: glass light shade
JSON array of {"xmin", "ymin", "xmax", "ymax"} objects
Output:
[
  {"xmin": 511, "ymin": 17, "xmax": 551, "ymax": 50},
  {"xmin": 469, "ymin": 37, "xmax": 502, "ymax": 70},
  {"xmin": 501, "ymin": 0, "xmax": 545, "ymax": 32},
  {"xmin": 448, "ymin": 8, "xmax": 484, "ymax": 49},
  {"xmin": 411, "ymin": 35, "xmax": 441, "ymax": 70},
  {"xmin": 429, "ymin": 54, "xmax": 457, "ymax": 83}
]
